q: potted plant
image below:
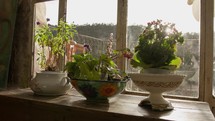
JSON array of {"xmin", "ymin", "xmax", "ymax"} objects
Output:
[
  {"xmin": 30, "ymin": 18, "xmax": 77, "ymax": 96},
  {"xmin": 131, "ymin": 19, "xmax": 184, "ymax": 72},
  {"xmin": 129, "ymin": 19, "xmax": 185, "ymax": 111},
  {"xmin": 64, "ymin": 33, "xmax": 133, "ymax": 103}
]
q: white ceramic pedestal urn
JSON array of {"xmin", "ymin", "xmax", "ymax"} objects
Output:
[
  {"xmin": 30, "ymin": 71, "xmax": 72, "ymax": 96},
  {"xmin": 129, "ymin": 73, "xmax": 185, "ymax": 111}
]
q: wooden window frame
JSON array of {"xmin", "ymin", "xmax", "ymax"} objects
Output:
[
  {"xmin": 33, "ymin": 0, "xmax": 215, "ymax": 112},
  {"xmin": 201, "ymin": 0, "xmax": 215, "ymax": 113}
]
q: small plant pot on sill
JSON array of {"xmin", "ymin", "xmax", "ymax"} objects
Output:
[
  {"xmin": 30, "ymin": 71, "xmax": 72, "ymax": 96},
  {"xmin": 71, "ymin": 78, "xmax": 130, "ymax": 103},
  {"xmin": 129, "ymin": 73, "xmax": 185, "ymax": 111}
]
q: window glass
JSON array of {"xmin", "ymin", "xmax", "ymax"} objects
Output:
[
  {"xmin": 66, "ymin": 0, "xmax": 117, "ymax": 58},
  {"xmin": 34, "ymin": 1, "xmax": 59, "ymax": 74},
  {"xmin": 126, "ymin": 0, "xmax": 200, "ymax": 97}
]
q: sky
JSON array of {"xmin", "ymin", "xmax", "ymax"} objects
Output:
[{"xmin": 45, "ymin": 0, "xmax": 200, "ymax": 33}]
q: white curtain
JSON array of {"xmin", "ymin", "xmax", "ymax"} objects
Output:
[{"xmin": 188, "ymin": 0, "xmax": 215, "ymax": 21}]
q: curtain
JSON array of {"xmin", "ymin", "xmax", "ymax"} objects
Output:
[
  {"xmin": 0, "ymin": 0, "xmax": 34, "ymax": 89},
  {"xmin": 8, "ymin": 0, "xmax": 34, "ymax": 88},
  {"xmin": 0, "ymin": 0, "xmax": 18, "ymax": 89}
]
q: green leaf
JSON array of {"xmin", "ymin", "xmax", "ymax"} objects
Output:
[{"xmin": 169, "ymin": 57, "xmax": 182, "ymax": 69}]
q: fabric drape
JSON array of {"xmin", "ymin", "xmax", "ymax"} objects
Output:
[
  {"xmin": 0, "ymin": 0, "xmax": 18, "ymax": 89},
  {"xmin": 0, "ymin": 0, "xmax": 34, "ymax": 89}
]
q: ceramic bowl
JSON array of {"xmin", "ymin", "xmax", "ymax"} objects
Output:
[
  {"xmin": 71, "ymin": 78, "xmax": 130, "ymax": 102},
  {"xmin": 30, "ymin": 71, "xmax": 72, "ymax": 96},
  {"xmin": 130, "ymin": 73, "xmax": 185, "ymax": 93},
  {"xmin": 129, "ymin": 73, "xmax": 185, "ymax": 111}
]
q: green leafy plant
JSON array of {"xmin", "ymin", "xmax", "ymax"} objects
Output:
[
  {"xmin": 35, "ymin": 18, "xmax": 77, "ymax": 71},
  {"xmin": 130, "ymin": 19, "xmax": 184, "ymax": 71},
  {"xmin": 65, "ymin": 34, "xmax": 133, "ymax": 81},
  {"xmin": 65, "ymin": 50, "xmax": 132, "ymax": 81}
]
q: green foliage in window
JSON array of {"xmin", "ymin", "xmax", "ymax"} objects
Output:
[
  {"xmin": 130, "ymin": 19, "xmax": 184, "ymax": 71},
  {"xmin": 65, "ymin": 33, "xmax": 133, "ymax": 81},
  {"xmin": 65, "ymin": 48, "xmax": 133, "ymax": 81},
  {"xmin": 35, "ymin": 18, "xmax": 77, "ymax": 71}
]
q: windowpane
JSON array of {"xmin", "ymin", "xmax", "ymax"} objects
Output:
[
  {"xmin": 126, "ymin": 0, "xmax": 200, "ymax": 97},
  {"xmin": 66, "ymin": 0, "xmax": 117, "ymax": 59},
  {"xmin": 34, "ymin": 1, "xmax": 59, "ymax": 74}
]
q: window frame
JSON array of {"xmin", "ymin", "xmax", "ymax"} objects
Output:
[
  {"xmin": 33, "ymin": 0, "xmax": 215, "ymax": 110},
  {"xmin": 118, "ymin": 0, "xmax": 203, "ymax": 100},
  {"xmin": 201, "ymin": 0, "xmax": 215, "ymax": 110},
  {"xmin": 118, "ymin": 0, "xmax": 215, "ymax": 102},
  {"xmin": 120, "ymin": 1, "xmax": 215, "ymax": 109}
]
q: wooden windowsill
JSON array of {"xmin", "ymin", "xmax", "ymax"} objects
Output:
[{"xmin": 0, "ymin": 88, "xmax": 214, "ymax": 121}]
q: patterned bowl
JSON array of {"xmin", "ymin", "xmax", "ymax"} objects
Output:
[{"xmin": 71, "ymin": 78, "xmax": 130, "ymax": 102}]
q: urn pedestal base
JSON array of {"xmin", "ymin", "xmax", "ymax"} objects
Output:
[{"xmin": 139, "ymin": 97, "xmax": 173, "ymax": 111}]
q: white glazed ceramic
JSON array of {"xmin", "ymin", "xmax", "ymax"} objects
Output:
[
  {"xmin": 129, "ymin": 73, "xmax": 185, "ymax": 111},
  {"xmin": 30, "ymin": 71, "xmax": 72, "ymax": 96},
  {"xmin": 140, "ymin": 68, "xmax": 174, "ymax": 74}
]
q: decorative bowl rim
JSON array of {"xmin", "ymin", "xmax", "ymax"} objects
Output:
[
  {"xmin": 37, "ymin": 71, "xmax": 66, "ymax": 75},
  {"xmin": 71, "ymin": 77, "xmax": 130, "ymax": 83},
  {"xmin": 128, "ymin": 73, "xmax": 186, "ymax": 77}
]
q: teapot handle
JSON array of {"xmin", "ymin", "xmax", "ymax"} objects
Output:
[{"xmin": 60, "ymin": 77, "xmax": 71, "ymax": 87}]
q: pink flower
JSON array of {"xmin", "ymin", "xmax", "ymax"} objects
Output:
[
  {"xmin": 84, "ymin": 44, "xmax": 91, "ymax": 52},
  {"xmin": 122, "ymin": 49, "xmax": 133, "ymax": 59}
]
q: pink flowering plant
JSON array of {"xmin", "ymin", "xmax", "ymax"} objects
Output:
[
  {"xmin": 130, "ymin": 19, "xmax": 184, "ymax": 71},
  {"xmin": 65, "ymin": 34, "xmax": 133, "ymax": 81}
]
